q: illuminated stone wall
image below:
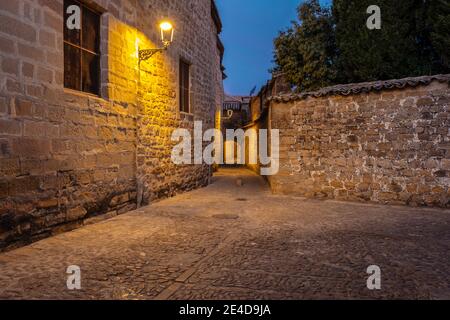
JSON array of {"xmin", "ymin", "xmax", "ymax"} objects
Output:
[
  {"xmin": 0, "ymin": 0, "xmax": 224, "ymax": 250},
  {"xmin": 133, "ymin": 0, "xmax": 224, "ymax": 205},
  {"xmin": 243, "ymin": 111, "xmax": 268, "ymax": 176},
  {"xmin": 268, "ymin": 76, "xmax": 449, "ymax": 208}
]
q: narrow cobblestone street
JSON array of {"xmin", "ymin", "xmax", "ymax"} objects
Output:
[{"xmin": 0, "ymin": 168, "xmax": 449, "ymax": 300}]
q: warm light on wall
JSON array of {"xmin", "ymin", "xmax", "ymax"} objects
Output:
[
  {"xmin": 139, "ymin": 20, "xmax": 174, "ymax": 62},
  {"xmin": 134, "ymin": 37, "xmax": 140, "ymax": 59}
]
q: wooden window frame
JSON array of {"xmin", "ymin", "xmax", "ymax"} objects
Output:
[
  {"xmin": 63, "ymin": 0, "xmax": 101, "ymax": 95},
  {"xmin": 179, "ymin": 59, "xmax": 191, "ymax": 114}
]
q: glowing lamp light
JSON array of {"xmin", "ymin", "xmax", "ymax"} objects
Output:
[
  {"xmin": 139, "ymin": 20, "xmax": 175, "ymax": 62},
  {"xmin": 160, "ymin": 21, "xmax": 174, "ymax": 47},
  {"xmin": 160, "ymin": 22, "xmax": 173, "ymax": 31}
]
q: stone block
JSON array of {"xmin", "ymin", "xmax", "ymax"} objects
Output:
[
  {"xmin": 1, "ymin": 57, "xmax": 20, "ymax": 76},
  {"xmin": 37, "ymin": 66, "xmax": 53, "ymax": 83},
  {"xmin": 8, "ymin": 176, "xmax": 40, "ymax": 195},
  {"xmin": 330, "ymin": 180, "xmax": 343, "ymax": 189},
  {"xmin": 110, "ymin": 193, "xmax": 130, "ymax": 207},
  {"xmin": 441, "ymin": 159, "xmax": 450, "ymax": 170},
  {"xmin": 51, "ymin": 221, "xmax": 83, "ymax": 236},
  {"xmin": 11, "ymin": 138, "xmax": 52, "ymax": 157},
  {"xmin": 15, "ymin": 98, "xmax": 33, "ymax": 117},
  {"xmin": 417, "ymin": 97, "xmax": 434, "ymax": 107},
  {"xmin": 6, "ymin": 79, "xmax": 21, "ymax": 93},
  {"xmin": 0, "ymin": 119, "xmax": 21, "ymax": 136},
  {"xmin": 39, "ymin": 29, "xmax": 56, "ymax": 48},
  {"xmin": 23, "ymin": 121, "xmax": 59, "ymax": 138},
  {"xmin": 0, "ymin": 158, "xmax": 20, "ymax": 176},
  {"xmin": 0, "ymin": 139, "xmax": 11, "ymax": 157},
  {"xmin": 21, "ymin": 61, "xmax": 35, "ymax": 78},
  {"xmin": 378, "ymin": 192, "xmax": 398, "ymax": 202},
  {"xmin": 0, "ymin": 35, "xmax": 15, "ymax": 55},
  {"xmin": 66, "ymin": 206, "xmax": 87, "ymax": 221},
  {"xmin": 38, "ymin": 0, "xmax": 63, "ymax": 13},
  {"xmin": 18, "ymin": 42, "xmax": 44, "ymax": 61},
  {"xmin": 0, "ymin": 180, "xmax": 8, "ymax": 198},
  {"xmin": 83, "ymin": 211, "xmax": 117, "ymax": 225},
  {"xmin": 0, "ymin": 96, "xmax": 7, "ymax": 114},
  {"xmin": 0, "ymin": 14, "xmax": 36, "ymax": 42},
  {"xmin": 43, "ymin": 10, "xmax": 62, "ymax": 32},
  {"xmin": 38, "ymin": 198, "xmax": 59, "ymax": 209}
]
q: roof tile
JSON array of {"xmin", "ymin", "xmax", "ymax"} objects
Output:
[{"xmin": 268, "ymin": 74, "xmax": 450, "ymax": 104}]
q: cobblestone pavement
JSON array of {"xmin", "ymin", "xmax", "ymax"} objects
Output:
[{"xmin": 0, "ymin": 168, "xmax": 449, "ymax": 300}]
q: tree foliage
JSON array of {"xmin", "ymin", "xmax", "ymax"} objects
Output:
[
  {"xmin": 273, "ymin": 0, "xmax": 450, "ymax": 91},
  {"xmin": 273, "ymin": 0, "xmax": 337, "ymax": 91},
  {"xmin": 334, "ymin": 0, "xmax": 424, "ymax": 82},
  {"xmin": 428, "ymin": 0, "xmax": 450, "ymax": 69}
]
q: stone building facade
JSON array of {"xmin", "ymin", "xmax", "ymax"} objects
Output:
[
  {"xmin": 248, "ymin": 72, "xmax": 290, "ymax": 122},
  {"xmin": 247, "ymin": 75, "xmax": 450, "ymax": 208},
  {"xmin": 222, "ymin": 95, "xmax": 250, "ymax": 130},
  {"xmin": 0, "ymin": 0, "xmax": 225, "ymax": 250},
  {"xmin": 222, "ymin": 95, "xmax": 251, "ymax": 165}
]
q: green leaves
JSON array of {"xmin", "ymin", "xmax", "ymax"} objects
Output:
[
  {"xmin": 273, "ymin": 0, "xmax": 337, "ymax": 92},
  {"xmin": 429, "ymin": 0, "xmax": 450, "ymax": 68},
  {"xmin": 273, "ymin": 0, "xmax": 450, "ymax": 91}
]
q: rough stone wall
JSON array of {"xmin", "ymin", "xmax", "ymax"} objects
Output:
[
  {"xmin": 269, "ymin": 79, "xmax": 450, "ymax": 208},
  {"xmin": 249, "ymin": 95, "xmax": 262, "ymax": 122},
  {"xmin": 134, "ymin": 0, "xmax": 224, "ymax": 205},
  {"xmin": 0, "ymin": 0, "xmax": 224, "ymax": 250},
  {"xmin": 243, "ymin": 109, "xmax": 268, "ymax": 175}
]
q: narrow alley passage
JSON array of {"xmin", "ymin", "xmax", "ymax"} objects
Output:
[{"xmin": 0, "ymin": 168, "xmax": 449, "ymax": 299}]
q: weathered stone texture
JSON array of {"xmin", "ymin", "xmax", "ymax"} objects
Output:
[
  {"xmin": 1, "ymin": 168, "xmax": 449, "ymax": 300},
  {"xmin": 0, "ymin": 0, "xmax": 224, "ymax": 250},
  {"xmin": 268, "ymin": 80, "xmax": 450, "ymax": 208}
]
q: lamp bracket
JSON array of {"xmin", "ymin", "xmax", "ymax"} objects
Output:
[
  {"xmin": 139, "ymin": 47, "xmax": 167, "ymax": 61},
  {"xmin": 139, "ymin": 41, "xmax": 171, "ymax": 62}
]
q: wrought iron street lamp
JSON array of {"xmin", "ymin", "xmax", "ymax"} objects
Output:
[{"xmin": 139, "ymin": 21, "xmax": 174, "ymax": 61}]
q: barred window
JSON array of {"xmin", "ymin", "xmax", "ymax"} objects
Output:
[
  {"xmin": 179, "ymin": 59, "xmax": 190, "ymax": 113},
  {"xmin": 63, "ymin": 0, "xmax": 100, "ymax": 95}
]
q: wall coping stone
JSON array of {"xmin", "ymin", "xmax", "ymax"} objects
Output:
[{"xmin": 267, "ymin": 74, "xmax": 450, "ymax": 104}]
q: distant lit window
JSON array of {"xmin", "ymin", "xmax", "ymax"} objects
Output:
[
  {"xmin": 179, "ymin": 59, "xmax": 190, "ymax": 113},
  {"xmin": 63, "ymin": 0, "xmax": 100, "ymax": 95}
]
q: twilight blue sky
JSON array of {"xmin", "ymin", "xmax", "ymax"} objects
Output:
[{"xmin": 216, "ymin": 0, "xmax": 331, "ymax": 96}]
